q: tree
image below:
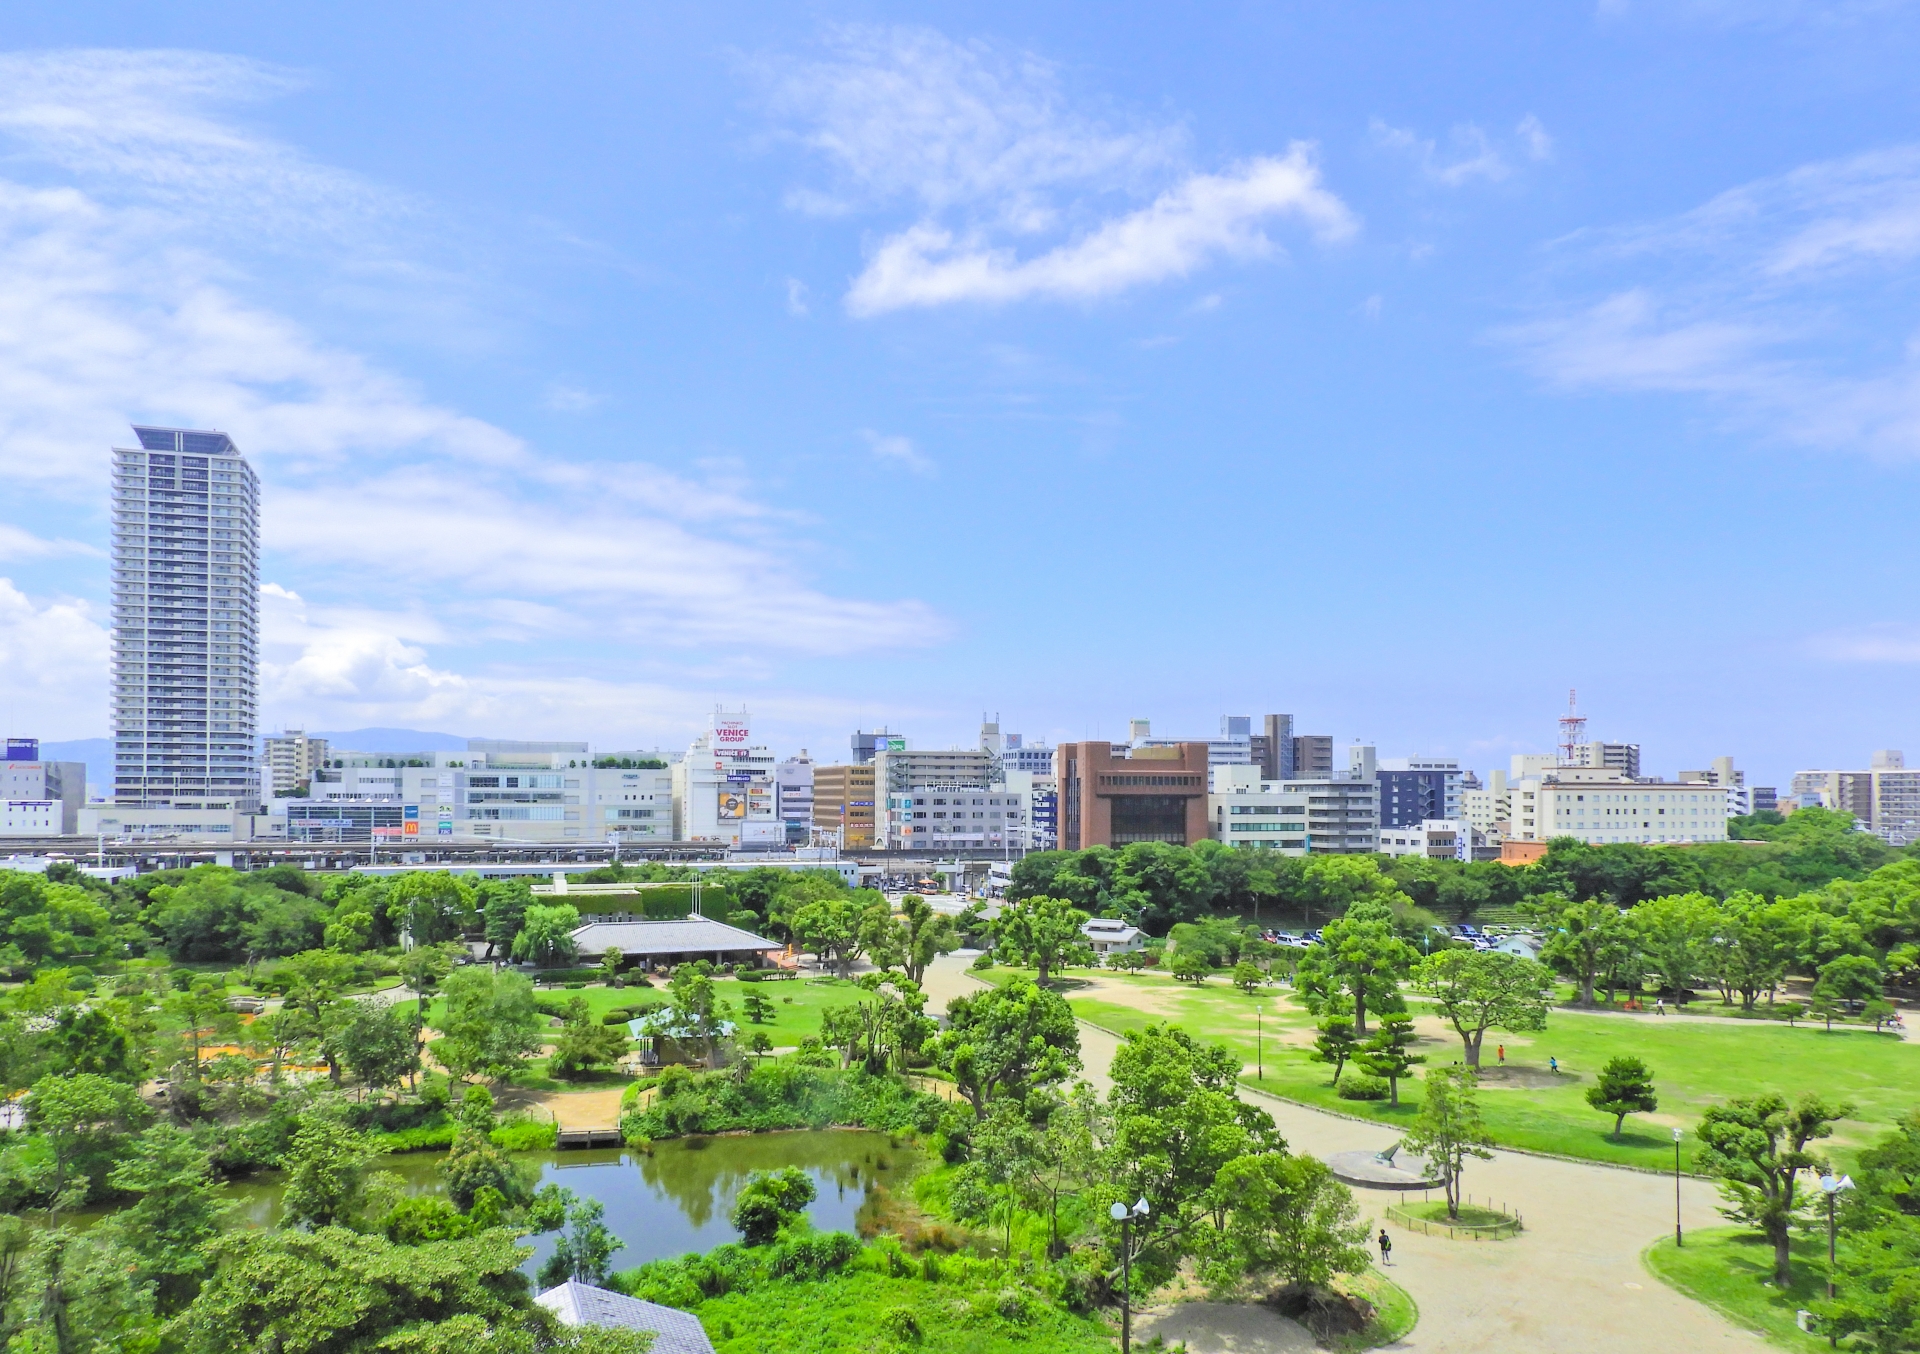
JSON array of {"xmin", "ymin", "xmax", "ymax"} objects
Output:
[
  {"xmin": 894, "ymin": 895, "xmax": 960, "ymax": 985},
  {"xmin": 384, "ymin": 871, "xmax": 475, "ymax": 947},
  {"xmin": 1635, "ymin": 892, "xmax": 1719, "ymax": 1001},
  {"xmin": 434, "ymin": 967, "xmax": 545, "ymax": 1083},
  {"xmin": 1526, "ymin": 894, "xmax": 1633, "ymax": 1006},
  {"xmin": 740, "ymin": 989, "xmax": 774, "ymax": 1024},
  {"xmin": 26, "ymin": 1071, "xmax": 152, "ymax": 1205},
  {"xmin": 661, "ymin": 962, "xmax": 732, "ymax": 1068},
  {"xmin": 47, "ymin": 1005, "xmax": 137, "ymax": 1082},
  {"xmin": 99, "ymin": 1124, "xmax": 231, "ymax": 1312},
  {"xmin": 935, "ymin": 978, "xmax": 1080, "ymax": 1118},
  {"xmin": 1198, "ymin": 1151, "xmax": 1370, "ymax": 1297},
  {"xmin": 1355, "ymin": 1012, "xmax": 1424, "ymax": 1108},
  {"xmin": 1401, "ymin": 1066, "xmax": 1494, "ymax": 1220},
  {"xmin": 1002, "ymin": 1084, "xmax": 1105, "ymax": 1259},
  {"xmin": 994, "ymin": 894, "xmax": 1092, "ymax": 985},
  {"xmin": 790, "ymin": 891, "xmax": 890, "ymax": 979},
  {"xmin": 1169, "ymin": 949, "xmax": 1213, "ymax": 983},
  {"xmin": 730, "ymin": 1166, "xmax": 816, "ymax": 1246},
  {"xmin": 277, "ymin": 949, "xmax": 356, "ymax": 1083},
  {"xmin": 1296, "ymin": 898, "xmax": 1417, "ymax": 1037},
  {"xmin": 442, "ymin": 1087, "xmax": 533, "ymax": 1211},
  {"xmin": 1585, "ymin": 1055, "xmax": 1658, "ymax": 1139},
  {"xmin": 334, "ymin": 1000, "xmax": 422, "ymax": 1096},
  {"xmin": 1695, "ymin": 1091, "xmax": 1853, "ymax": 1286},
  {"xmin": 600, "ymin": 945, "xmax": 624, "ymax": 983},
  {"xmin": 537, "ymin": 1191, "xmax": 622, "ymax": 1287},
  {"xmin": 1815, "ymin": 1215, "xmax": 1920, "ymax": 1353},
  {"xmin": 1310, "ymin": 1016, "xmax": 1358, "ymax": 1086},
  {"xmin": 1811, "ymin": 954, "xmax": 1883, "ymax": 1030},
  {"xmin": 1702, "ymin": 892, "xmax": 1798, "ymax": 1010},
  {"xmin": 1232, "ymin": 961, "xmax": 1265, "ymax": 994},
  {"xmin": 280, "ymin": 1115, "xmax": 381, "ymax": 1230},
  {"xmin": 397, "ymin": 943, "xmax": 457, "ymax": 1020},
  {"xmin": 509, "ymin": 903, "xmax": 580, "ymax": 967},
  {"xmin": 163, "ymin": 979, "xmax": 240, "ymax": 1083},
  {"xmin": 478, "ymin": 879, "xmax": 532, "ymax": 959},
  {"xmin": 549, "ymin": 998, "xmax": 630, "ymax": 1079},
  {"xmin": 1413, "ymin": 949, "xmax": 1553, "ymax": 1067}
]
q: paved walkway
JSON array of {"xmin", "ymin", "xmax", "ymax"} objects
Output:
[{"xmin": 920, "ymin": 956, "xmax": 1770, "ymax": 1354}]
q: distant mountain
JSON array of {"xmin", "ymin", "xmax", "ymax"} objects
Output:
[{"xmin": 312, "ymin": 728, "xmax": 470, "ymax": 753}]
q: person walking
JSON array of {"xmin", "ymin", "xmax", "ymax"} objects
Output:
[
  {"xmin": 1497, "ymin": 1044, "xmax": 1506, "ymax": 1064},
  {"xmin": 1378, "ymin": 1228, "xmax": 1392, "ymax": 1265},
  {"xmin": 1655, "ymin": 996, "xmax": 1666, "ymax": 1016},
  {"xmin": 1548, "ymin": 1056, "xmax": 1559, "ymax": 1074}
]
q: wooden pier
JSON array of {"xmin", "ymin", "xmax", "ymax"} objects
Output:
[{"xmin": 555, "ymin": 1127, "xmax": 625, "ymax": 1149}]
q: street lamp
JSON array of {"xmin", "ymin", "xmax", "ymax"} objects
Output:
[
  {"xmin": 1672, "ymin": 1127, "xmax": 1684, "ymax": 1247},
  {"xmin": 1110, "ymin": 1196, "xmax": 1150, "ymax": 1354},
  {"xmin": 1256, "ymin": 1007, "xmax": 1263, "ymax": 1080},
  {"xmin": 1819, "ymin": 1171, "xmax": 1853, "ymax": 1337}
]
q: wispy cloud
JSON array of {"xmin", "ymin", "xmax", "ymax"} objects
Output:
[
  {"xmin": 0, "ymin": 577, "xmax": 109, "ymax": 737},
  {"xmin": 861, "ymin": 429, "xmax": 936, "ymax": 476},
  {"xmin": 1808, "ymin": 622, "xmax": 1920, "ymax": 662},
  {"xmin": 757, "ymin": 25, "xmax": 1354, "ymax": 313},
  {"xmin": 1500, "ymin": 144, "xmax": 1920, "ymax": 458},
  {"xmin": 1371, "ymin": 115, "xmax": 1551, "ymax": 187}
]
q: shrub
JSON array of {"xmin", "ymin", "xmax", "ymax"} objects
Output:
[
  {"xmin": 768, "ymin": 1230, "xmax": 860, "ymax": 1279},
  {"xmin": 880, "ymin": 1306, "xmax": 923, "ymax": 1342},
  {"xmin": 601, "ymin": 1010, "xmax": 633, "ymax": 1025},
  {"xmin": 1336, "ymin": 1075, "xmax": 1390, "ymax": 1102},
  {"xmin": 490, "ymin": 1116, "xmax": 558, "ymax": 1152}
]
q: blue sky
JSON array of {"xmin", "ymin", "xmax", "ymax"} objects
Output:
[{"xmin": 2, "ymin": 2, "xmax": 1919, "ymax": 789}]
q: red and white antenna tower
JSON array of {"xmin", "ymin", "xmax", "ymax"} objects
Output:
[{"xmin": 1557, "ymin": 688, "xmax": 1587, "ymax": 766}]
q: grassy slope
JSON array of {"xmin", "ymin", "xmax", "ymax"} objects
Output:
[
  {"xmin": 1000, "ymin": 966, "xmax": 1920, "ymax": 1171},
  {"xmin": 1643, "ymin": 1229, "xmax": 1829, "ymax": 1351},
  {"xmin": 687, "ymin": 1270, "xmax": 1114, "ymax": 1354}
]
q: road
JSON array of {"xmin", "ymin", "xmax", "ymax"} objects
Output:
[{"xmin": 920, "ymin": 955, "xmax": 1770, "ymax": 1354}]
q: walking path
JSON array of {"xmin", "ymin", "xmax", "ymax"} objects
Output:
[{"xmin": 921, "ymin": 956, "xmax": 1770, "ymax": 1354}]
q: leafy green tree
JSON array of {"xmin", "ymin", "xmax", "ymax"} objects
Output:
[
  {"xmin": 1855, "ymin": 1109, "xmax": 1920, "ymax": 1220},
  {"xmin": 1197, "ymin": 1150, "xmax": 1369, "ymax": 1297},
  {"xmin": 442, "ymin": 1087, "xmax": 534, "ymax": 1211},
  {"xmin": 740, "ymin": 990, "xmax": 774, "ymax": 1024},
  {"xmin": 46, "ymin": 1005, "xmax": 137, "ymax": 1082},
  {"xmin": 661, "ymin": 963, "xmax": 732, "ymax": 1068},
  {"xmin": 509, "ymin": 903, "xmax": 580, "ymax": 966},
  {"xmin": 1413, "ymin": 948, "xmax": 1553, "ymax": 1068},
  {"xmin": 935, "ymin": 978, "xmax": 1080, "ymax": 1118},
  {"xmin": 1355, "ymin": 1012, "xmax": 1425, "ymax": 1107},
  {"xmin": 1814, "ymin": 1215, "xmax": 1920, "ymax": 1353},
  {"xmin": 163, "ymin": 979, "xmax": 241, "ymax": 1083},
  {"xmin": 1635, "ymin": 892, "xmax": 1720, "ymax": 1001},
  {"xmin": 434, "ymin": 967, "xmax": 544, "ymax": 1083},
  {"xmin": 990, "ymin": 1084, "xmax": 1104, "ymax": 1259},
  {"xmin": 276, "ymin": 949, "xmax": 357, "ymax": 1083},
  {"xmin": 4, "ymin": 1226, "xmax": 154, "ymax": 1352},
  {"xmin": 538, "ymin": 1191, "xmax": 623, "ymax": 1286},
  {"xmin": 993, "ymin": 895, "xmax": 1092, "ymax": 984},
  {"xmin": 99, "ymin": 1124, "xmax": 231, "ymax": 1312},
  {"xmin": 1310, "ymin": 1015, "xmax": 1358, "ymax": 1085},
  {"xmin": 385, "ymin": 871, "xmax": 476, "ymax": 947},
  {"xmin": 280, "ymin": 1114, "xmax": 381, "ymax": 1230},
  {"xmin": 550, "ymin": 998, "xmax": 630, "ymax": 1079},
  {"xmin": 1586, "ymin": 1055, "xmax": 1658, "ymax": 1138},
  {"xmin": 1695, "ymin": 1091, "xmax": 1853, "ymax": 1285},
  {"xmin": 1525, "ymin": 894, "xmax": 1633, "ymax": 1005},
  {"xmin": 1701, "ymin": 891, "xmax": 1799, "ymax": 1009},
  {"xmin": 334, "ymin": 1001, "xmax": 422, "ymax": 1095},
  {"xmin": 26, "ymin": 1071, "xmax": 152, "ymax": 1205},
  {"xmin": 1402, "ymin": 1065, "xmax": 1494, "ymax": 1219},
  {"xmin": 1811, "ymin": 953, "xmax": 1884, "ymax": 1029},
  {"xmin": 1295, "ymin": 897, "xmax": 1416, "ymax": 1036},
  {"xmin": 730, "ymin": 1166, "xmax": 816, "ymax": 1246},
  {"xmin": 892, "ymin": 895, "xmax": 960, "ymax": 984},
  {"xmin": 398, "ymin": 943, "xmax": 458, "ymax": 1019},
  {"xmin": 1169, "ymin": 948, "xmax": 1213, "ymax": 983},
  {"xmin": 478, "ymin": 879, "xmax": 533, "ymax": 959},
  {"xmin": 1232, "ymin": 960, "xmax": 1264, "ymax": 994},
  {"xmin": 599, "ymin": 945, "xmax": 624, "ymax": 983},
  {"xmin": 790, "ymin": 891, "xmax": 890, "ymax": 978}
]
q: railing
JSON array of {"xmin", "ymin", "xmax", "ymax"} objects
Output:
[{"xmin": 1385, "ymin": 1197, "xmax": 1523, "ymax": 1240}]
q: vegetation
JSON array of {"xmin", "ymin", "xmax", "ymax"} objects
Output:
[{"xmin": 1586, "ymin": 1055, "xmax": 1659, "ymax": 1139}]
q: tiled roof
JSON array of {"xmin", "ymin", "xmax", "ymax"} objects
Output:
[
  {"xmin": 535, "ymin": 1281, "xmax": 715, "ymax": 1354},
  {"xmin": 569, "ymin": 917, "xmax": 780, "ymax": 956}
]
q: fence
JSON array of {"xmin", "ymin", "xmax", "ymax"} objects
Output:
[{"xmin": 1385, "ymin": 1194, "xmax": 1524, "ymax": 1241}]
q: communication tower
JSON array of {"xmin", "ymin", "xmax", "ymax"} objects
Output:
[{"xmin": 1557, "ymin": 689, "xmax": 1587, "ymax": 766}]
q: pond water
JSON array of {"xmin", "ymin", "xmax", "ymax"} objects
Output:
[{"xmin": 222, "ymin": 1129, "xmax": 917, "ymax": 1276}]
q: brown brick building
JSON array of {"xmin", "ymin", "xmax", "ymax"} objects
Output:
[
  {"xmin": 811, "ymin": 764, "xmax": 875, "ymax": 848},
  {"xmin": 1054, "ymin": 741, "xmax": 1210, "ymax": 851}
]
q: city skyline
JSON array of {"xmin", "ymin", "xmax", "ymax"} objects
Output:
[{"xmin": 2, "ymin": 7, "xmax": 1919, "ymax": 793}]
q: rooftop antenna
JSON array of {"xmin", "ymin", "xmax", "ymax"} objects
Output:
[{"xmin": 1557, "ymin": 689, "xmax": 1586, "ymax": 766}]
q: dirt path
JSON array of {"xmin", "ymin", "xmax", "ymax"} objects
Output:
[{"xmin": 920, "ymin": 955, "xmax": 1771, "ymax": 1354}]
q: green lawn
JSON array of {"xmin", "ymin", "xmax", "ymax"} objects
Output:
[
  {"xmin": 1643, "ymin": 1228, "xmax": 1829, "ymax": 1351},
  {"xmin": 426, "ymin": 975, "xmax": 870, "ymax": 1050},
  {"xmin": 988, "ymin": 965, "xmax": 1920, "ymax": 1171}
]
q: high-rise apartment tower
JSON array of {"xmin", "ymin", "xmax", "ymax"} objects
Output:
[{"xmin": 111, "ymin": 425, "xmax": 261, "ymax": 810}]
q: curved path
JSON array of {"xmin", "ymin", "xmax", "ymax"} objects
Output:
[{"xmin": 921, "ymin": 956, "xmax": 1768, "ymax": 1354}]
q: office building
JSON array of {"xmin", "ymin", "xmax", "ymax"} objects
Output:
[
  {"xmin": 1379, "ymin": 819, "xmax": 1495, "ymax": 862},
  {"xmin": 263, "ymin": 730, "xmax": 330, "ymax": 797},
  {"xmin": 850, "ymin": 729, "xmax": 898, "ymax": 766},
  {"xmin": 1, "ymin": 741, "xmax": 86, "ymax": 836},
  {"xmin": 812, "ymin": 764, "xmax": 876, "ymax": 848},
  {"xmin": 1291, "ymin": 734, "xmax": 1335, "ymax": 779},
  {"xmin": 999, "ymin": 741, "xmax": 1056, "ymax": 777},
  {"xmin": 1507, "ymin": 765, "xmax": 1729, "ymax": 845},
  {"xmin": 110, "ymin": 424, "xmax": 260, "ymax": 813},
  {"xmin": 1792, "ymin": 751, "xmax": 1920, "ymax": 845},
  {"xmin": 673, "ymin": 710, "xmax": 780, "ymax": 847},
  {"xmin": 1208, "ymin": 762, "xmax": 1378, "ymax": 854},
  {"xmin": 1750, "ymin": 786, "xmax": 1779, "ymax": 814},
  {"xmin": 1255, "ymin": 713, "xmax": 1296, "ymax": 781},
  {"xmin": 1055, "ymin": 741, "xmax": 1210, "ymax": 850},
  {"xmin": 1376, "ymin": 757, "xmax": 1465, "ymax": 829},
  {"xmin": 873, "ymin": 745, "xmax": 996, "ymax": 799},
  {"xmin": 879, "ymin": 782, "xmax": 1029, "ymax": 851},
  {"xmin": 1568, "ymin": 741, "xmax": 1641, "ymax": 778},
  {"xmin": 775, "ymin": 754, "xmax": 814, "ymax": 845},
  {"xmin": 1462, "ymin": 769, "xmax": 1510, "ymax": 839},
  {"xmin": 1129, "ymin": 716, "xmax": 1254, "ymax": 767}
]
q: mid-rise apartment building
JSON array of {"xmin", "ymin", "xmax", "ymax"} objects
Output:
[
  {"xmin": 1378, "ymin": 819, "xmax": 1494, "ymax": 862},
  {"xmin": 1508, "ymin": 765, "xmax": 1729, "ymax": 845},
  {"xmin": 1129, "ymin": 716, "xmax": 1254, "ymax": 768},
  {"xmin": 110, "ymin": 424, "xmax": 260, "ymax": 814},
  {"xmin": 1793, "ymin": 751, "xmax": 1920, "ymax": 845},
  {"xmin": 1376, "ymin": 757, "xmax": 1465, "ymax": 828},
  {"xmin": 775, "ymin": 754, "xmax": 814, "ymax": 846},
  {"xmin": 1291, "ymin": 734, "xmax": 1335, "ymax": 779},
  {"xmin": 1207, "ymin": 762, "xmax": 1378, "ymax": 854},
  {"xmin": 811, "ymin": 764, "xmax": 876, "ymax": 848},
  {"xmin": 1462, "ymin": 769, "xmax": 1510, "ymax": 839},
  {"xmin": 1568, "ymin": 741, "xmax": 1641, "ymax": 778},
  {"xmin": 263, "ymin": 730, "xmax": 329, "ymax": 797}
]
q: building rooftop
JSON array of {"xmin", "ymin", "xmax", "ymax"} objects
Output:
[
  {"xmin": 569, "ymin": 916, "xmax": 781, "ymax": 957},
  {"xmin": 535, "ymin": 1281, "xmax": 714, "ymax": 1353}
]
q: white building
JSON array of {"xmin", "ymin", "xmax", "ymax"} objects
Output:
[
  {"xmin": 1082, "ymin": 917, "xmax": 1145, "ymax": 956},
  {"xmin": 262, "ymin": 730, "xmax": 330, "ymax": 797},
  {"xmin": 1378, "ymin": 819, "xmax": 1493, "ymax": 862},
  {"xmin": 672, "ymin": 709, "xmax": 779, "ymax": 847},
  {"xmin": 1508, "ymin": 766, "xmax": 1730, "ymax": 845},
  {"xmin": 0, "ymin": 743, "xmax": 86, "ymax": 835},
  {"xmin": 1790, "ymin": 752, "xmax": 1920, "ymax": 845},
  {"xmin": 881, "ymin": 782, "xmax": 1030, "ymax": 852},
  {"xmin": 775, "ymin": 753, "xmax": 814, "ymax": 846},
  {"xmin": 1207, "ymin": 763, "xmax": 1377, "ymax": 854},
  {"xmin": 1462, "ymin": 769, "xmax": 1509, "ymax": 840},
  {"xmin": 111, "ymin": 425, "xmax": 261, "ymax": 812},
  {"xmin": 1131, "ymin": 715, "xmax": 1255, "ymax": 767}
]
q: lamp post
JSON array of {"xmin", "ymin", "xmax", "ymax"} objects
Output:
[
  {"xmin": 1110, "ymin": 1196, "xmax": 1150, "ymax": 1354},
  {"xmin": 1256, "ymin": 1008, "xmax": 1263, "ymax": 1080},
  {"xmin": 1672, "ymin": 1127, "xmax": 1684, "ymax": 1247},
  {"xmin": 1819, "ymin": 1171, "xmax": 1853, "ymax": 1342}
]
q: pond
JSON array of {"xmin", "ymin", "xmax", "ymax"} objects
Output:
[{"xmin": 223, "ymin": 1129, "xmax": 920, "ymax": 1276}]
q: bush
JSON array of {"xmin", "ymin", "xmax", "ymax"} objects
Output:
[
  {"xmin": 880, "ymin": 1306, "xmax": 922, "ymax": 1342},
  {"xmin": 489, "ymin": 1116, "xmax": 558, "ymax": 1152},
  {"xmin": 601, "ymin": 1009, "xmax": 633, "ymax": 1025},
  {"xmin": 620, "ymin": 1062, "xmax": 946, "ymax": 1141},
  {"xmin": 1336, "ymin": 1075, "xmax": 1390, "ymax": 1102},
  {"xmin": 768, "ymin": 1231, "xmax": 860, "ymax": 1280}
]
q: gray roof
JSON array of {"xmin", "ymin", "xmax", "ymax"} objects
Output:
[
  {"xmin": 536, "ymin": 1281, "xmax": 714, "ymax": 1353},
  {"xmin": 570, "ymin": 917, "xmax": 781, "ymax": 957}
]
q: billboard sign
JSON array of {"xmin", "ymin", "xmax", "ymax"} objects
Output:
[
  {"xmin": 713, "ymin": 719, "xmax": 751, "ymax": 747},
  {"xmin": 716, "ymin": 790, "xmax": 747, "ymax": 820},
  {"xmin": 880, "ymin": 737, "xmax": 906, "ymax": 754}
]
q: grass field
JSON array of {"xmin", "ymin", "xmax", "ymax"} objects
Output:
[
  {"xmin": 986, "ymin": 964, "xmax": 1920, "ymax": 1171},
  {"xmin": 426, "ymin": 974, "xmax": 871, "ymax": 1050},
  {"xmin": 1643, "ymin": 1228, "xmax": 1829, "ymax": 1351}
]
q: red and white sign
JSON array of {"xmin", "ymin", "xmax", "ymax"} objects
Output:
[{"xmin": 713, "ymin": 720, "xmax": 751, "ymax": 746}]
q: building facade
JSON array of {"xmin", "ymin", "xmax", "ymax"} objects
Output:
[
  {"xmin": 263, "ymin": 730, "xmax": 330, "ymax": 797},
  {"xmin": 1291, "ymin": 734, "xmax": 1335, "ymax": 779},
  {"xmin": 1055, "ymin": 741, "xmax": 1209, "ymax": 851},
  {"xmin": 1791, "ymin": 752, "xmax": 1920, "ymax": 845},
  {"xmin": 775, "ymin": 754, "xmax": 814, "ymax": 845},
  {"xmin": 811, "ymin": 764, "xmax": 876, "ymax": 848},
  {"xmin": 1507, "ymin": 766, "xmax": 1730, "ymax": 844},
  {"xmin": 1256, "ymin": 713, "xmax": 1296, "ymax": 781},
  {"xmin": 1375, "ymin": 758, "xmax": 1465, "ymax": 829},
  {"xmin": 0, "ymin": 742, "xmax": 86, "ymax": 835},
  {"xmin": 111, "ymin": 425, "xmax": 260, "ymax": 811},
  {"xmin": 672, "ymin": 710, "xmax": 779, "ymax": 847},
  {"xmin": 1568, "ymin": 741, "xmax": 1641, "ymax": 778}
]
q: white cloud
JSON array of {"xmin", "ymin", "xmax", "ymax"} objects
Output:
[
  {"xmin": 0, "ymin": 578, "xmax": 109, "ymax": 737},
  {"xmin": 785, "ymin": 277, "xmax": 811, "ymax": 316},
  {"xmin": 846, "ymin": 150, "xmax": 1354, "ymax": 315},
  {"xmin": 1518, "ymin": 114, "xmax": 1554, "ymax": 162},
  {"xmin": 1503, "ymin": 145, "xmax": 1920, "ymax": 458},
  {"xmin": 541, "ymin": 383, "xmax": 600, "ymax": 412},
  {"xmin": 861, "ymin": 429, "xmax": 936, "ymax": 476},
  {"xmin": 0, "ymin": 526, "xmax": 100, "ymax": 561},
  {"xmin": 760, "ymin": 25, "xmax": 1351, "ymax": 313},
  {"xmin": 1371, "ymin": 118, "xmax": 1532, "ymax": 187},
  {"xmin": 1808, "ymin": 623, "xmax": 1920, "ymax": 662}
]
